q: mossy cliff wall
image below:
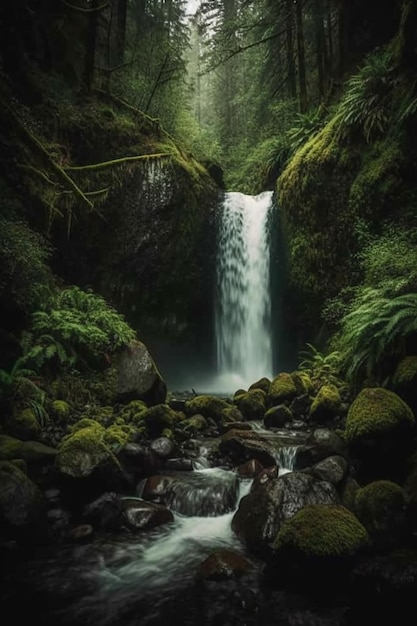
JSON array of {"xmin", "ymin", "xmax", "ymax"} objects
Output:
[
  {"xmin": 276, "ymin": 0, "xmax": 417, "ymax": 348},
  {"xmin": 0, "ymin": 86, "xmax": 220, "ymax": 372}
]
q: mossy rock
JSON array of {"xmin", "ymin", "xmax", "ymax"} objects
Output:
[
  {"xmin": 0, "ymin": 461, "xmax": 46, "ymax": 535},
  {"xmin": 6, "ymin": 407, "xmax": 41, "ymax": 441},
  {"xmin": 264, "ymin": 405, "xmax": 292, "ymax": 429},
  {"xmin": 309, "ymin": 384, "xmax": 341, "ymax": 424},
  {"xmin": 120, "ymin": 399, "xmax": 148, "ymax": 425},
  {"xmin": 49, "ymin": 400, "xmax": 71, "ymax": 422},
  {"xmin": 341, "ymin": 476, "xmax": 361, "ymax": 512},
  {"xmin": 291, "ymin": 371, "xmax": 314, "ymax": 395},
  {"xmin": 70, "ymin": 418, "xmax": 105, "ymax": 435},
  {"xmin": 248, "ymin": 377, "xmax": 271, "ymax": 394},
  {"xmin": 182, "ymin": 414, "xmax": 208, "ymax": 434},
  {"xmin": 345, "ymin": 388, "xmax": 414, "ymax": 445},
  {"xmin": 140, "ymin": 404, "xmax": 184, "ymax": 437},
  {"xmin": 390, "ymin": 356, "xmax": 417, "ymax": 413},
  {"xmin": 184, "ymin": 395, "xmax": 232, "ymax": 423},
  {"xmin": 354, "ymin": 480, "xmax": 406, "ymax": 548},
  {"xmin": 0, "ymin": 434, "xmax": 23, "ymax": 460},
  {"xmin": 233, "ymin": 389, "xmax": 247, "ymax": 401},
  {"xmin": 267, "ymin": 373, "xmax": 297, "ymax": 406},
  {"xmin": 103, "ymin": 424, "xmax": 135, "ymax": 451},
  {"xmin": 274, "ymin": 504, "xmax": 368, "ymax": 558},
  {"xmin": 55, "ymin": 425, "xmax": 121, "ymax": 480},
  {"xmin": 234, "ymin": 389, "xmax": 266, "ymax": 420}
]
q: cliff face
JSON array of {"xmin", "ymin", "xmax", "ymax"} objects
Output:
[
  {"xmin": 275, "ymin": 0, "xmax": 417, "ymax": 348},
  {"xmin": 0, "ymin": 80, "xmax": 220, "ymax": 375}
]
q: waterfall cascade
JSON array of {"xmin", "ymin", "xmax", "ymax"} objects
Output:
[{"xmin": 215, "ymin": 191, "xmax": 274, "ymax": 391}]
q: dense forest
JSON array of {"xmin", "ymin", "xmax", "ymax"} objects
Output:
[{"xmin": 1, "ymin": 1, "xmax": 417, "ymax": 625}]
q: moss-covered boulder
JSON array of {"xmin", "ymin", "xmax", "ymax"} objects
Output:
[
  {"xmin": 55, "ymin": 424, "xmax": 123, "ymax": 486},
  {"xmin": 112, "ymin": 340, "xmax": 167, "ymax": 406},
  {"xmin": 346, "ymin": 388, "xmax": 414, "ymax": 444},
  {"xmin": 184, "ymin": 395, "xmax": 232, "ymax": 423},
  {"xmin": 140, "ymin": 404, "xmax": 185, "ymax": 438},
  {"xmin": 267, "ymin": 503, "xmax": 369, "ymax": 589},
  {"xmin": 354, "ymin": 480, "xmax": 406, "ymax": 549},
  {"xmin": 267, "ymin": 373, "xmax": 297, "ymax": 406},
  {"xmin": 49, "ymin": 400, "xmax": 71, "ymax": 422},
  {"xmin": 234, "ymin": 389, "xmax": 266, "ymax": 420},
  {"xmin": 264, "ymin": 405, "xmax": 292, "ymax": 429},
  {"xmin": 232, "ymin": 472, "xmax": 339, "ymax": 555},
  {"xmin": 181, "ymin": 414, "xmax": 208, "ymax": 434},
  {"xmin": 5, "ymin": 407, "xmax": 41, "ymax": 441},
  {"xmin": 345, "ymin": 388, "xmax": 415, "ymax": 481},
  {"xmin": 0, "ymin": 461, "xmax": 46, "ymax": 539},
  {"xmin": 309, "ymin": 384, "xmax": 342, "ymax": 424},
  {"xmin": 0, "ymin": 434, "xmax": 57, "ymax": 463},
  {"xmin": 248, "ymin": 377, "xmax": 271, "ymax": 394},
  {"xmin": 390, "ymin": 356, "xmax": 417, "ymax": 414},
  {"xmin": 291, "ymin": 371, "xmax": 314, "ymax": 395}
]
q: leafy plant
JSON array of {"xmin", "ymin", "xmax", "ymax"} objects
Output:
[
  {"xmin": 0, "ymin": 356, "xmax": 44, "ymax": 404},
  {"xmin": 338, "ymin": 49, "xmax": 394, "ymax": 142},
  {"xmin": 338, "ymin": 292, "xmax": 417, "ymax": 386},
  {"xmin": 298, "ymin": 343, "xmax": 343, "ymax": 388},
  {"xmin": 287, "ymin": 108, "xmax": 326, "ymax": 152},
  {"xmin": 29, "ymin": 285, "xmax": 136, "ymax": 370}
]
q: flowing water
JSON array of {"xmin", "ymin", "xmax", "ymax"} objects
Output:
[{"xmin": 214, "ymin": 191, "xmax": 274, "ymax": 392}]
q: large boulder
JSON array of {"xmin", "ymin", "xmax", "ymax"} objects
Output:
[
  {"xmin": 184, "ymin": 395, "xmax": 235, "ymax": 424},
  {"xmin": 267, "ymin": 373, "xmax": 297, "ymax": 406},
  {"xmin": 231, "ymin": 472, "xmax": 339, "ymax": 555},
  {"xmin": 0, "ymin": 461, "xmax": 46, "ymax": 539},
  {"xmin": 112, "ymin": 340, "xmax": 167, "ymax": 405},
  {"xmin": 345, "ymin": 388, "xmax": 415, "ymax": 481},
  {"xmin": 219, "ymin": 429, "xmax": 277, "ymax": 467},
  {"xmin": 354, "ymin": 480, "xmax": 406, "ymax": 549},
  {"xmin": 267, "ymin": 504, "xmax": 368, "ymax": 589},
  {"xmin": 309, "ymin": 384, "xmax": 341, "ymax": 424},
  {"xmin": 234, "ymin": 389, "xmax": 266, "ymax": 420},
  {"xmin": 390, "ymin": 356, "xmax": 417, "ymax": 414}
]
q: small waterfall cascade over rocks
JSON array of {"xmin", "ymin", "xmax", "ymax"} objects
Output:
[{"xmin": 215, "ymin": 191, "xmax": 274, "ymax": 391}]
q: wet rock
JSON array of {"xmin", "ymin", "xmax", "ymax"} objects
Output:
[
  {"xmin": 67, "ymin": 524, "xmax": 94, "ymax": 542},
  {"xmin": 250, "ymin": 465, "xmax": 279, "ymax": 490},
  {"xmin": 221, "ymin": 421, "xmax": 252, "ymax": 434},
  {"xmin": 0, "ymin": 461, "xmax": 46, "ymax": 538},
  {"xmin": 249, "ymin": 377, "xmax": 271, "ymax": 394},
  {"xmin": 181, "ymin": 414, "xmax": 209, "ymax": 434},
  {"xmin": 196, "ymin": 549, "xmax": 252, "ymax": 580},
  {"xmin": 219, "ymin": 429, "xmax": 277, "ymax": 467},
  {"xmin": 112, "ymin": 340, "xmax": 167, "ymax": 406},
  {"xmin": 289, "ymin": 393, "xmax": 312, "ymax": 419},
  {"xmin": 150, "ymin": 436, "xmax": 175, "ymax": 459},
  {"xmin": 82, "ymin": 492, "xmax": 122, "ymax": 530},
  {"xmin": 237, "ymin": 458, "xmax": 264, "ymax": 478},
  {"xmin": 310, "ymin": 455, "xmax": 349, "ymax": 485},
  {"xmin": 232, "ymin": 472, "xmax": 339, "ymax": 555},
  {"xmin": 121, "ymin": 497, "xmax": 174, "ymax": 531},
  {"xmin": 296, "ymin": 428, "xmax": 347, "ymax": 469},
  {"xmin": 234, "ymin": 389, "xmax": 266, "ymax": 420},
  {"xmin": 264, "ymin": 405, "xmax": 292, "ymax": 428},
  {"xmin": 165, "ymin": 458, "xmax": 193, "ymax": 471}
]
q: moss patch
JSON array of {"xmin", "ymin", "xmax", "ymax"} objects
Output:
[{"xmin": 274, "ymin": 504, "xmax": 368, "ymax": 557}]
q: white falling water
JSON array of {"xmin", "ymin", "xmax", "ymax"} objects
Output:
[{"xmin": 215, "ymin": 191, "xmax": 273, "ymax": 391}]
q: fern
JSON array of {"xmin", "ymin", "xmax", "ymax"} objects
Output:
[
  {"xmin": 298, "ymin": 343, "xmax": 343, "ymax": 388},
  {"xmin": 339, "ymin": 292, "xmax": 417, "ymax": 385}
]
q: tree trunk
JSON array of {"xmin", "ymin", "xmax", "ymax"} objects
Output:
[
  {"xmin": 285, "ymin": 0, "xmax": 297, "ymax": 99},
  {"xmin": 295, "ymin": 0, "xmax": 307, "ymax": 111},
  {"xmin": 83, "ymin": 0, "xmax": 99, "ymax": 93},
  {"xmin": 116, "ymin": 0, "xmax": 128, "ymax": 64}
]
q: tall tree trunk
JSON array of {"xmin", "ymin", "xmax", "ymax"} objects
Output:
[
  {"xmin": 116, "ymin": 0, "xmax": 128, "ymax": 64},
  {"xmin": 313, "ymin": 0, "xmax": 325, "ymax": 98},
  {"xmin": 285, "ymin": 0, "xmax": 297, "ymax": 99},
  {"xmin": 83, "ymin": 0, "xmax": 100, "ymax": 93},
  {"xmin": 295, "ymin": 0, "xmax": 307, "ymax": 111}
]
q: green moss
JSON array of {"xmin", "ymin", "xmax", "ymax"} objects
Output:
[
  {"xmin": 291, "ymin": 371, "xmax": 314, "ymax": 395},
  {"xmin": 161, "ymin": 428, "xmax": 173, "ymax": 439},
  {"xmin": 70, "ymin": 418, "xmax": 104, "ymax": 435},
  {"xmin": 248, "ymin": 378, "xmax": 271, "ymax": 394},
  {"xmin": 0, "ymin": 434, "xmax": 23, "ymax": 460},
  {"xmin": 341, "ymin": 477, "xmax": 361, "ymax": 512},
  {"xmin": 7, "ymin": 407, "xmax": 41, "ymax": 441},
  {"xmin": 56, "ymin": 425, "xmax": 120, "ymax": 478},
  {"xmin": 309, "ymin": 384, "xmax": 341, "ymax": 422},
  {"xmin": 234, "ymin": 389, "xmax": 266, "ymax": 420},
  {"xmin": 354, "ymin": 480, "xmax": 405, "ymax": 534},
  {"xmin": 103, "ymin": 424, "xmax": 134, "ymax": 450},
  {"xmin": 345, "ymin": 387, "xmax": 414, "ymax": 444},
  {"xmin": 393, "ymin": 356, "xmax": 417, "ymax": 386},
  {"xmin": 274, "ymin": 504, "xmax": 369, "ymax": 557},
  {"xmin": 267, "ymin": 373, "xmax": 297, "ymax": 405},
  {"xmin": 50, "ymin": 400, "xmax": 71, "ymax": 422},
  {"xmin": 140, "ymin": 404, "xmax": 184, "ymax": 437},
  {"xmin": 184, "ymin": 395, "xmax": 232, "ymax": 423}
]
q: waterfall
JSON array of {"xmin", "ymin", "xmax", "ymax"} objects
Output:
[{"xmin": 215, "ymin": 191, "xmax": 274, "ymax": 391}]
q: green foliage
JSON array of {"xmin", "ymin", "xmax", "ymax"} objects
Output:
[
  {"xmin": 298, "ymin": 343, "xmax": 343, "ymax": 388},
  {"xmin": 28, "ymin": 286, "xmax": 136, "ymax": 372},
  {"xmin": 0, "ymin": 357, "xmax": 44, "ymax": 405},
  {"xmin": 0, "ymin": 215, "xmax": 54, "ymax": 316},
  {"xmin": 338, "ymin": 49, "xmax": 394, "ymax": 142},
  {"xmin": 287, "ymin": 108, "xmax": 326, "ymax": 153},
  {"xmin": 337, "ymin": 292, "xmax": 417, "ymax": 385}
]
